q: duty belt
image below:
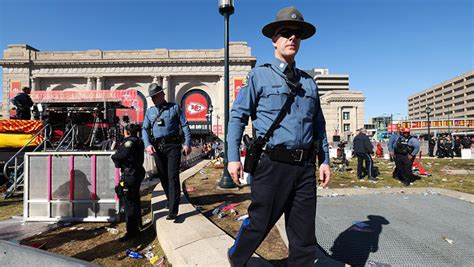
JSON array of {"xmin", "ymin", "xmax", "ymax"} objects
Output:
[
  {"xmin": 153, "ymin": 135, "xmax": 181, "ymax": 145},
  {"xmin": 264, "ymin": 146, "xmax": 316, "ymax": 164}
]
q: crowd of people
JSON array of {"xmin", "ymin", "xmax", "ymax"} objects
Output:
[{"xmin": 429, "ymin": 134, "xmax": 472, "ymax": 158}]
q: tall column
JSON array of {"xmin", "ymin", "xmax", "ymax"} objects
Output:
[
  {"xmin": 86, "ymin": 77, "xmax": 93, "ymax": 90},
  {"xmin": 163, "ymin": 76, "xmax": 171, "ymax": 101},
  {"xmin": 96, "ymin": 77, "xmax": 102, "ymax": 90},
  {"xmin": 31, "ymin": 77, "xmax": 37, "ymax": 91}
]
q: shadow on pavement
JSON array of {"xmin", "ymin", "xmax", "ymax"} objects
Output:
[{"xmin": 329, "ymin": 215, "xmax": 390, "ymax": 267}]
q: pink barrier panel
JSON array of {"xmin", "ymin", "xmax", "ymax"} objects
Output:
[
  {"xmin": 47, "ymin": 155, "xmax": 52, "ymax": 201},
  {"xmin": 69, "ymin": 155, "xmax": 74, "ymax": 202},
  {"xmin": 91, "ymin": 155, "xmax": 97, "ymax": 201}
]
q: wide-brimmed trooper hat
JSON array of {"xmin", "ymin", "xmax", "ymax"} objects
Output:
[
  {"xmin": 148, "ymin": 83, "xmax": 165, "ymax": 97},
  {"xmin": 262, "ymin": 6, "xmax": 316, "ymax": 39}
]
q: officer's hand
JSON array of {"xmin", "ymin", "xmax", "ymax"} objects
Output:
[
  {"xmin": 182, "ymin": 145, "xmax": 192, "ymax": 156},
  {"xmin": 408, "ymin": 155, "xmax": 413, "ymax": 161},
  {"xmin": 228, "ymin": 161, "xmax": 243, "ymax": 185},
  {"xmin": 319, "ymin": 163, "xmax": 331, "ymax": 188},
  {"xmin": 145, "ymin": 145, "xmax": 156, "ymax": 155}
]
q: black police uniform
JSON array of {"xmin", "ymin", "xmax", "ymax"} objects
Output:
[
  {"xmin": 111, "ymin": 136, "xmax": 145, "ymax": 238},
  {"xmin": 394, "ymin": 136, "xmax": 419, "ymax": 186},
  {"xmin": 353, "ymin": 132, "xmax": 375, "ymax": 180},
  {"xmin": 461, "ymin": 136, "xmax": 472, "ymax": 149},
  {"xmin": 11, "ymin": 92, "xmax": 33, "ymax": 120},
  {"xmin": 428, "ymin": 138, "xmax": 436, "ymax": 157},
  {"xmin": 453, "ymin": 138, "xmax": 462, "ymax": 157},
  {"xmin": 445, "ymin": 138, "xmax": 454, "ymax": 158}
]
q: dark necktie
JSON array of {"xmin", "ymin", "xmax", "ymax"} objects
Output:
[{"xmin": 284, "ymin": 66, "xmax": 296, "ymax": 82}]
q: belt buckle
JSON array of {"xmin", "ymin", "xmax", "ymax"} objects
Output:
[{"xmin": 292, "ymin": 149, "xmax": 304, "ymax": 162}]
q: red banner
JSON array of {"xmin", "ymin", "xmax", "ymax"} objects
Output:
[
  {"xmin": 10, "ymin": 90, "xmax": 138, "ymax": 103},
  {"xmin": 184, "ymin": 92, "xmax": 209, "ymax": 122},
  {"xmin": 8, "ymin": 89, "xmax": 144, "ymax": 122},
  {"xmin": 11, "ymin": 81, "xmax": 21, "ymax": 92},
  {"xmin": 234, "ymin": 78, "xmax": 244, "ymax": 100}
]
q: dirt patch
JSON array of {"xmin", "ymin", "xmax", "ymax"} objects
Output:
[
  {"xmin": 21, "ymin": 185, "xmax": 170, "ymax": 266},
  {"xmin": 329, "ymin": 158, "xmax": 474, "ymax": 194},
  {"xmin": 0, "ymin": 185, "xmax": 23, "ymax": 221},
  {"xmin": 184, "ymin": 162, "xmax": 288, "ymax": 264}
]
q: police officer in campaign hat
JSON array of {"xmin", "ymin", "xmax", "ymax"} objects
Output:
[
  {"xmin": 11, "ymin": 86, "xmax": 34, "ymax": 120},
  {"xmin": 227, "ymin": 6, "xmax": 342, "ymax": 266},
  {"xmin": 391, "ymin": 128, "xmax": 420, "ymax": 186},
  {"xmin": 142, "ymin": 83, "xmax": 192, "ymax": 221},
  {"xmin": 112, "ymin": 123, "xmax": 145, "ymax": 242}
]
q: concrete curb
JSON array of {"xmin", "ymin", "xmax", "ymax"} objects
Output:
[{"xmin": 151, "ymin": 160, "xmax": 270, "ymax": 267}]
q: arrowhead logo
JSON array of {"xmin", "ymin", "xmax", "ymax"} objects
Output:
[{"xmin": 187, "ymin": 102, "xmax": 206, "ymax": 115}]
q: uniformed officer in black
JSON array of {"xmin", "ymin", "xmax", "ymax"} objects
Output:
[
  {"xmin": 391, "ymin": 128, "xmax": 420, "ymax": 186},
  {"xmin": 227, "ymin": 6, "xmax": 342, "ymax": 267},
  {"xmin": 111, "ymin": 123, "xmax": 145, "ymax": 242},
  {"xmin": 445, "ymin": 135, "xmax": 454, "ymax": 158},
  {"xmin": 428, "ymin": 136, "xmax": 436, "ymax": 157},
  {"xmin": 142, "ymin": 83, "xmax": 192, "ymax": 221},
  {"xmin": 11, "ymin": 86, "xmax": 34, "ymax": 120}
]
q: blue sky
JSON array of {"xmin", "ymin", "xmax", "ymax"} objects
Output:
[{"xmin": 0, "ymin": 0, "xmax": 472, "ymax": 122}]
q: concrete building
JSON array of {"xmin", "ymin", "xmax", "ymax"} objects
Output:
[
  {"xmin": 307, "ymin": 68, "xmax": 350, "ymax": 94},
  {"xmin": 408, "ymin": 70, "xmax": 474, "ymax": 120},
  {"xmin": 306, "ymin": 68, "xmax": 365, "ymax": 142},
  {"xmin": 0, "ymin": 43, "xmax": 256, "ymax": 139}
]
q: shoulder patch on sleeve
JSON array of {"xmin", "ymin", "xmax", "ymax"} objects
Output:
[
  {"xmin": 124, "ymin": 140, "xmax": 134, "ymax": 147},
  {"xmin": 241, "ymin": 74, "xmax": 249, "ymax": 88}
]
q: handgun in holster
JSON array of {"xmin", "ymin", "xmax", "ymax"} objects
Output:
[{"xmin": 243, "ymin": 134, "xmax": 265, "ymax": 175}]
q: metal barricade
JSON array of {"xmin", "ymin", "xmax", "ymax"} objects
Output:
[{"xmin": 24, "ymin": 151, "xmax": 120, "ymax": 222}]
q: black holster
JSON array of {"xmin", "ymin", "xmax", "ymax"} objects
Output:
[{"xmin": 243, "ymin": 135, "xmax": 265, "ymax": 175}]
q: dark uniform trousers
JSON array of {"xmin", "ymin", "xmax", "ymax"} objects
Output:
[
  {"xmin": 355, "ymin": 152, "xmax": 373, "ymax": 179},
  {"xmin": 122, "ymin": 180, "xmax": 142, "ymax": 235},
  {"xmin": 152, "ymin": 143, "xmax": 182, "ymax": 215},
  {"xmin": 229, "ymin": 155, "xmax": 317, "ymax": 266},
  {"xmin": 394, "ymin": 154, "xmax": 417, "ymax": 184}
]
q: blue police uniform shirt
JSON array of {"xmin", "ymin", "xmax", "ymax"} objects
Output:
[
  {"xmin": 387, "ymin": 133, "xmax": 399, "ymax": 152},
  {"xmin": 141, "ymin": 102, "xmax": 191, "ymax": 147},
  {"xmin": 391, "ymin": 135, "xmax": 420, "ymax": 156},
  {"xmin": 227, "ymin": 58, "xmax": 329, "ymax": 164}
]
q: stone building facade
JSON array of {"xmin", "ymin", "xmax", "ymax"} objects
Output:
[
  {"xmin": 1, "ymin": 43, "xmax": 365, "ymax": 143},
  {"xmin": 1, "ymin": 43, "xmax": 256, "ymax": 139},
  {"xmin": 320, "ymin": 90, "xmax": 365, "ymax": 142}
]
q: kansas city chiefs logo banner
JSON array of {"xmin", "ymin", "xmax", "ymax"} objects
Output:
[
  {"xmin": 187, "ymin": 102, "xmax": 206, "ymax": 115},
  {"xmin": 183, "ymin": 92, "xmax": 209, "ymax": 122}
]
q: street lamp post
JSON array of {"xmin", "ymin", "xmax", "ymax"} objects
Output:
[
  {"xmin": 218, "ymin": 0, "xmax": 236, "ymax": 189},
  {"xmin": 447, "ymin": 107, "xmax": 451, "ymax": 134},
  {"xmin": 425, "ymin": 106, "xmax": 432, "ymax": 142},
  {"xmin": 207, "ymin": 105, "xmax": 214, "ymax": 142}
]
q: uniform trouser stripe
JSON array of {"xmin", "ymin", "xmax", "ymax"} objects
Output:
[{"xmin": 230, "ymin": 217, "xmax": 250, "ymax": 255}]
